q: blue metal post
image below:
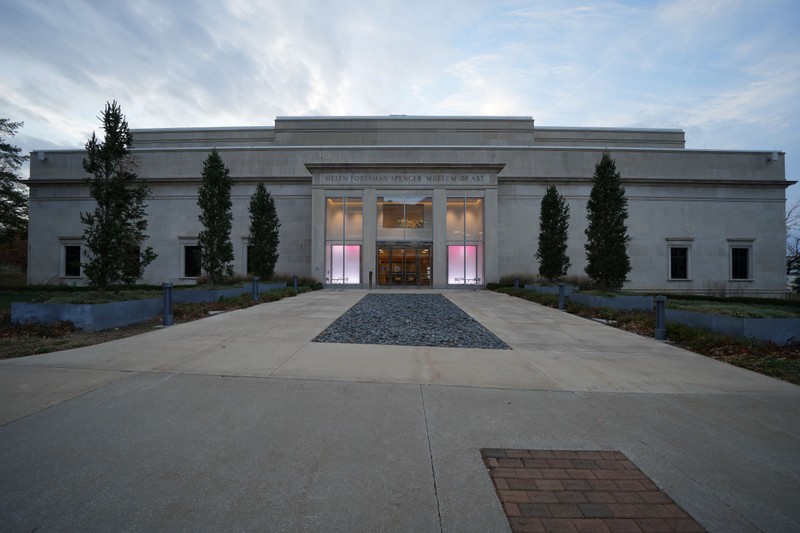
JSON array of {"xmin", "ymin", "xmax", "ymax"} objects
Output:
[
  {"xmin": 252, "ymin": 276, "xmax": 260, "ymax": 302},
  {"xmin": 655, "ymin": 295, "xmax": 667, "ymax": 340},
  {"xmin": 514, "ymin": 276, "xmax": 519, "ymax": 289},
  {"xmin": 558, "ymin": 283, "xmax": 566, "ymax": 311},
  {"xmin": 293, "ymin": 274, "xmax": 298, "ymax": 293},
  {"xmin": 162, "ymin": 282, "xmax": 173, "ymax": 327}
]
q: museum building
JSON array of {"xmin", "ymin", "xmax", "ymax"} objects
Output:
[{"xmin": 27, "ymin": 116, "xmax": 791, "ymax": 296}]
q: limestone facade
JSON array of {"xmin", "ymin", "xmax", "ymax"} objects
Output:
[{"xmin": 27, "ymin": 116, "xmax": 791, "ymax": 295}]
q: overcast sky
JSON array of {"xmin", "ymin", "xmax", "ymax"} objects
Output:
[{"xmin": 2, "ymin": 0, "xmax": 798, "ymax": 206}]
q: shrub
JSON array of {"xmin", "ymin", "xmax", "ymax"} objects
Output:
[
  {"xmin": 497, "ymin": 273, "xmax": 541, "ymax": 287},
  {"xmin": 269, "ymin": 273, "xmax": 320, "ymax": 286}
]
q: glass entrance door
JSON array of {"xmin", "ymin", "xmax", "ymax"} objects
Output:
[{"xmin": 377, "ymin": 243, "xmax": 431, "ymax": 287}]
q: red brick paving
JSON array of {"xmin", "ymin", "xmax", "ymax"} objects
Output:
[{"xmin": 482, "ymin": 449, "xmax": 706, "ymax": 533}]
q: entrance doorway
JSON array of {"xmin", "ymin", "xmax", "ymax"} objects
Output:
[{"xmin": 377, "ymin": 243, "xmax": 432, "ymax": 287}]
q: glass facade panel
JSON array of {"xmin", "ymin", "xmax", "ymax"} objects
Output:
[
  {"xmin": 345, "ymin": 197, "xmax": 363, "ymax": 240},
  {"xmin": 447, "ymin": 245, "xmax": 484, "ymax": 284},
  {"xmin": 377, "ymin": 243, "xmax": 431, "ymax": 287},
  {"xmin": 446, "ymin": 198, "xmax": 465, "ymax": 242},
  {"xmin": 325, "ymin": 197, "xmax": 344, "ymax": 240},
  {"xmin": 326, "ymin": 244, "xmax": 361, "ymax": 284},
  {"xmin": 446, "ymin": 197, "xmax": 484, "ymax": 285},
  {"xmin": 465, "ymin": 198, "xmax": 484, "ymax": 240},
  {"xmin": 325, "ymin": 196, "xmax": 363, "ymax": 284},
  {"xmin": 377, "ymin": 196, "xmax": 432, "ymax": 241}
]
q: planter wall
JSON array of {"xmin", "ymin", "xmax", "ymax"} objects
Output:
[
  {"xmin": 11, "ymin": 282, "xmax": 287, "ymax": 332},
  {"xmin": 12, "ymin": 298, "xmax": 163, "ymax": 332},
  {"xmin": 568, "ymin": 293, "xmax": 654, "ymax": 311},
  {"xmin": 524, "ymin": 284, "xmax": 576, "ymax": 296},
  {"xmin": 522, "ymin": 285, "xmax": 799, "ymax": 344},
  {"xmin": 666, "ymin": 309, "xmax": 800, "ymax": 345},
  {"xmin": 172, "ymin": 282, "xmax": 285, "ymax": 304}
]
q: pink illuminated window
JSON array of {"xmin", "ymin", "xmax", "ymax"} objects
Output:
[
  {"xmin": 448, "ymin": 245, "xmax": 483, "ymax": 284},
  {"xmin": 327, "ymin": 244, "xmax": 360, "ymax": 284}
]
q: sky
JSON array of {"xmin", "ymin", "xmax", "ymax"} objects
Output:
[{"xmin": 2, "ymin": 0, "xmax": 798, "ymax": 209}]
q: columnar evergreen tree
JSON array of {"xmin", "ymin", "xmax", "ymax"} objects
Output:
[
  {"xmin": 584, "ymin": 152, "xmax": 631, "ymax": 289},
  {"xmin": 197, "ymin": 149, "xmax": 235, "ymax": 284},
  {"xmin": 0, "ymin": 118, "xmax": 29, "ymax": 243},
  {"xmin": 81, "ymin": 101, "xmax": 156, "ymax": 290},
  {"xmin": 535, "ymin": 185, "xmax": 571, "ymax": 281},
  {"xmin": 248, "ymin": 182, "xmax": 280, "ymax": 279}
]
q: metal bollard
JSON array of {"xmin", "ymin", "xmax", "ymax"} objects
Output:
[
  {"xmin": 293, "ymin": 274, "xmax": 298, "ymax": 293},
  {"xmin": 252, "ymin": 276, "xmax": 260, "ymax": 302},
  {"xmin": 162, "ymin": 282, "xmax": 173, "ymax": 327},
  {"xmin": 558, "ymin": 283, "xmax": 566, "ymax": 311},
  {"xmin": 655, "ymin": 295, "xmax": 667, "ymax": 340},
  {"xmin": 369, "ymin": 271, "xmax": 373, "ymax": 289},
  {"xmin": 514, "ymin": 276, "xmax": 519, "ymax": 289}
]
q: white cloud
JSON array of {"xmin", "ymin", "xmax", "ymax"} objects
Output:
[{"xmin": 1, "ymin": 0, "xmax": 798, "ymax": 203}]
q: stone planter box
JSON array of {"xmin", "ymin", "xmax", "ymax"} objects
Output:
[
  {"xmin": 567, "ymin": 293, "xmax": 654, "ymax": 311},
  {"xmin": 524, "ymin": 284, "xmax": 577, "ymax": 296},
  {"xmin": 522, "ymin": 285, "xmax": 798, "ymax": 344},
  {"xmin": 666, "ymin": 309, "xmax": 800, "ymax": 345},
  {"xmin": 10, "ymin": 282, "xmax": 287, "ymax": 332},
  {"xmin": 12, "ymin": 298, "xmax": 163, "ymax": 332},
  {"xmin": 172, "ymin": 282, "xmax": 285, "ymax": 304}
]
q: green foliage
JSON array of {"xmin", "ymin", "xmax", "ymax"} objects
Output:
[
  {"xmin": 495, "ymin": 286, "xmax": 559, "ymax": 307},
  {"xmin": 584, "ymin": 152, "xmax": 631, "ymax": 290},
  {"xmin": 536, "ymin": 185, "xmax": 571, "ymax": 280},
  {"xmin": 666, "ymin": 299, "xmax": 800, "ymax": 318},
  {"xmin": 81, "ymin": 102, "xmax": 156, "ymax": 290},
  {"xmin": 0, "ymin": 118, "xmax": 29, "ymax": 243},
  {"xmin": 197, "ymin": 150, "xmax": 235, "ymax": 284},
  {"xmin": 248, "ymin": 182, "xmax": 280, "ymax": 279},
  {"xmin": 497, "ymin": 272, "xmax": 541, "ymax": 287}
]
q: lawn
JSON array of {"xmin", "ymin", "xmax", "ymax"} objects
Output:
[{"xmin": 666, "ymin": 299, "xmax": 800, "ymax": 318}]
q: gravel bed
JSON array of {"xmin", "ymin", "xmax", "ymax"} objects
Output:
[{"xmin": 312, "ymin": 293, "xmax": 510, "ymax": 349}]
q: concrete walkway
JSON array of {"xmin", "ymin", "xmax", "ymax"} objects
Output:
[{"xmin": 0, "ymin": 290, "xmax": 798, "ymax": 532}]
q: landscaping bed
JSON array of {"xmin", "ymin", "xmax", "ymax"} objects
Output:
[
  {"xmin": 0, "ymin": 285, "xmax": 317, "ymax": 360},
  {"xmin": 494, "ymin": 287, "xmax": 800, "ymax": 385}
]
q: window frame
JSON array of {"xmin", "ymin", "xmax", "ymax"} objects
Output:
[
  {"xmin": 179, "ymin": 237, "xmax": 201, "ymax": 279},
  {"xmin": 728, "ymin": 239, "xmax": 754, "ymax": 282},
  {"xmin": 665, "ymin": 238, "xmax": 693, "ymax": 282},
  {"xmin": 59, "ymin": 237, "xmax": 83, "ymax": 278}
]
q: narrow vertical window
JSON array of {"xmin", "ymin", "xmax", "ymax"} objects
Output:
[
  {"xmin": 184, "ymin": 246, "xmax": 202, "ymax": 277},
  {"xmin": 64, "ymin": 245, "xmax": 81, "ymax": 277},
  {"xmin": 669, "ymin": 247, "xmax": 688, "ymax": 280},
  {"xmin": 731, "ymin": 247, "xmax": 750, "ymax": 280}
]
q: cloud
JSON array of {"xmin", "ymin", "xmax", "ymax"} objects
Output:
[{"xmin": 1, "ymin": 0, "xmax": 798, "ymax": 205}]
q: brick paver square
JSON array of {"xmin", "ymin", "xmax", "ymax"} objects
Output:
[{"xmin": 482, "ymin": 449, "xmax": 706, "ymax": 533}]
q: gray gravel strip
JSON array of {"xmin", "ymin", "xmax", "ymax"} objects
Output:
[{"xmin": 312, "ymin": 293, "xmax": 510, "ymax": 349}]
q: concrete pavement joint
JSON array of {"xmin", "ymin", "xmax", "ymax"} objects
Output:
[{"xmin": 420, "ymin": 385, "xmax": 444, "ymax": 533}]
